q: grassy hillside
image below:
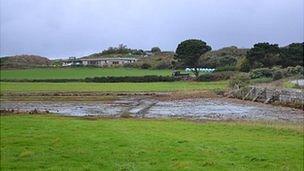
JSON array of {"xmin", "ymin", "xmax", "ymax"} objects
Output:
[
  {"xmin": 0, "ymin": 81, "xmax": 227, "ymax": 92},
  {"xmin": 0, "ymin": 68, "xmax": 172, "ymax": 80},
  {"xmin": 135, "ymin": 53, "xmax": 174, "ymax": 69},
  {"xmin": 1, "ymin": 115, "xmax": 303, "ymax": 170},
  {"xmin": 0, "ymin": 55, "xmax": 51, "ymax": 69},
  {"xmin": 199, "ymin": 46, "xmax": 249, "ymax": 69},
  {"xmin": 204, "ymin": 46, "xmax": 248, "ymax": 58}
]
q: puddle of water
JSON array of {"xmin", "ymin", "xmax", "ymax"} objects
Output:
[{"xmin": 1, "ymin": 98, "xmax": 303, "ymax": 122}]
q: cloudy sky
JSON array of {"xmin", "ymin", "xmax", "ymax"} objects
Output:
[{"xmin": 0, "ymin": 0, "xmax": 303, "ymax": 58}]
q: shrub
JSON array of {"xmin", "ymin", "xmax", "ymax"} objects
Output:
[
  {"xmin": 141, "ymin": 63, "xmax": 151, "ymax": 69},
  {"xmin": 285, "ymin": 65, "xmax": 304, "ymax": 76},
  {"xmin": 236, "ymin": 57, "xmax": 250, "ymax": 72},
  {"xmin": 215, "ymin": 65, "xmax": 236, "ymax": 72},
  {"xmin": 196, "ymin": 73, "xmax": 214, "ymax": 81},
  {"xmin": 196, "ymin": 71, "xmax": 235, "ymax": 81},
  {"xmin": 250, "ymin": 77, "xmax": 273, "ymax": 84},
  {"xmin": 154, "ymin": 61, "xmax": 172, "ymax": 69},
  {"xmin": 272, "ymin": 70, "xmax": 283, "ymax": 80},
  {"xmin": 249, "ymin": 68, "xmax": 273, "ymax": 79},
  {"xmin": 212, "ymin": 88, "xmax": 225, "ymax": 96},
  {"xmin": 229, "ymin": 73, "xmax": 250, "ymax": 89},
  {"xmin": 250, "ymin": 66, "xmax": 303, "ymax": 80},
  {"xmin": 123, "ymin": 63, "xmax": 135, "ymax": 68}
]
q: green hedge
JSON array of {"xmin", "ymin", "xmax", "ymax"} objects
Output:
[
  {"xmin": 0, "ymin": 75, "xmax": 178, "ymax": 83},
  {"xmin": 196, "ymin": 71, "xmax": 235, "ymax": 81},
  {"xmin": 0, "ymin": 79, "xmax": 84, "ymax": 83},
  {"xmin": 85, "ymin": 75, "xmax": 177, "ymax": 82}
]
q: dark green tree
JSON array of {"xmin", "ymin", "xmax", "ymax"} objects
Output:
[
  {"xmin": 151, "ymin": 47, "xmax": 161, "ymax": 54},
  {"xmin": 247, "ymin": 42, "xmax": 280, "ymax": 68},
  {"xmin": 279, "ymin": 43, "xmax": 303, "ymax": 67},
  {"xmin": 175, "ymin": 39, "xmax": 211, "ymax": 77}
]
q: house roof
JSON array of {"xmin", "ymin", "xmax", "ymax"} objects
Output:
[{"xmin": 81, "ymin": 57, "xmax": 137, "ymax": 61}]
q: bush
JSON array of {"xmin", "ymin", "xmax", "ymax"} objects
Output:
[
  {"xmin": 196, "ymin": 73, "xmax": 214, "ymax": 81},
  {"xmin": 272, "ymin": 70, "xmax": 283, "ymax": 80},
  {"xmin": 285, "ymin": 65, "xmax": 304, "ymax": 76},
  {"xmin": 212, "ymin": 88, "xmax": 225, "ymax": 96},
  {"xmin": 84, "ymin": 75, "xmax": 177, "ymax": 83},
  {"xmin": 249, "ymin": 66, "xmax": 303, "ymax": 81},
  {"xmin": 249, "ymin": 68, "xmax": 273, "ymax": 79},
  {"xmin": 141, "ymin": 63, "xmax": 152, "ymax": 69},
  {"xmin": 229, "ymin": 73, "xmax": 250, "ymax": 89},
  {"xmin": 215, "ymin": 65, "xmax": 236, "ymax": 72},
  {"xmin": 236, "ymin": 57, "xmax": 250, "ymax": 72},
  {"xmin": 123, "ymin": 63, "xmax": 135, "ymax": 68},
  {"xmin": 273, "ymin": 65, "xmax": 304, "ymax": 78},
  {"xmin": 250, "ymin": 77, "xmax": 273, "ymax": 84},
  {"xmin": 154, "ymin": 61, "xmax": 172, "ymax": 69},
  {"xmin": 196, "ymin": 71, "xmax": 235, "ymax": 81}
]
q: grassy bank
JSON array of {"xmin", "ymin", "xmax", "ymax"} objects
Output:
[
  {"xmin": 1, "ymin": 115, "xmax": 303, "ymax": 170},
  {"xmin": 0, "ymin": 68, "xmax": 172, "ymax": 79},
  {"xmin": 0, "ymin": 81, "xmax": 227, "ymax": 92}
]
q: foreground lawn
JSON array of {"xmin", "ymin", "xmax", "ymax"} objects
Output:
[
  {"xmin": 1, "ymin": 115, "xmax": 303, "ymax": 170},
  {"xmin": 0, "ymin": 81, "xmax": 227, "ymax": 92},
  {"xmin": 0, "ymin": 68, "xmax": 172, "ymax": 79}
]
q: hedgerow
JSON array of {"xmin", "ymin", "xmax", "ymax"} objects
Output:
[
  {"xmin": 85, "ymin": 75, "xmax": 177, "ymax": 82},
  {"xmin": 1, "ymin": 75, "xmax": 178, "ymax": 83},
  {"xmin": 196, "ymin": 71, "xmax": 236, "ymax": 82}
]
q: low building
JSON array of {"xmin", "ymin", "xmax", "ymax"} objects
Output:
[
  {"xmin": 62, "ymin": 57, "xmax": 83, "ymax": 67},
  {"xmin": 81, "ymin": 57, "xmax": 137, "ymax": 67},
  {"xmin": 62, "ymin": 57, "xmax": 137, "ymax": 67}
]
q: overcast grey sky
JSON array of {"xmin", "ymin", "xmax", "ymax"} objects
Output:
[{"xmin": 0, "ymin": 0, "xmax": 303, "ymax": 58}]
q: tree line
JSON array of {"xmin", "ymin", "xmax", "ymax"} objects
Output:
[
  {"xmin": 90, "ymin": 44, "xmax": 162, "ymax": 57},
  {"xmin": 85, "ymin": 40, "xmax": 302, "ymax": 79},
  {"xmin": 174, "ymin": 39, "xmax": 303, "ymax": 77}
]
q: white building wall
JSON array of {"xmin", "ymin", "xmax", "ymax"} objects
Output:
[{"xmin": 81, "ymin": 58, "xmax": 137, "ymax": 67}]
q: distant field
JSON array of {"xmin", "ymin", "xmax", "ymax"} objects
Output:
[
  {"xmin": 0, "ymin": 68, "xmax": 172, "ymax": 79},
  {"xmin": 1, "ymin": 115, "xmax": 303, "ymax": 170},
  {"xmin": 0, "ymin": 81, "xmax": 227, "ymax": 92}
]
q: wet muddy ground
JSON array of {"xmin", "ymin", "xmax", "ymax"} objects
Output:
[{"xmin": 1, "ymin": 97, "xmax": 303, "ymax": 122}]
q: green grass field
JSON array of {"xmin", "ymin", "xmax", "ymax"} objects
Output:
[
  {"xmin": 1, "ymin": 115, "xmax": 303, "ymax": 170},
  {"xmin": 0, "ymin": 68, "xmax": 172, "ymax": 79},
  {"xmin": 0, "ymin": 81, "xmax": 227, "ymax": 92}
]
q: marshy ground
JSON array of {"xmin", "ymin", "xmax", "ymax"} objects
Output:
[{"xmin": 1, "ymin": 95, "xmax": 303, "ymax": 122}]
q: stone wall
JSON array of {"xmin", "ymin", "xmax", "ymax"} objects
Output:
[
  {"xmin": 232, "ymin": 86, "xmax": 304, "ymax": 107},
  {"xmin": 279, "ymin": 89, "xmax": 304, "ymax": 103}
]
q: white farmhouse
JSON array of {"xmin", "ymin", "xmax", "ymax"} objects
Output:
[
  {"xmin": 62, "ymin": 57, "xmax": 137, "ymax": 67},
  {"xmin": 81, "ymin": 57, "xmax": 137, "ymax": 67}
]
